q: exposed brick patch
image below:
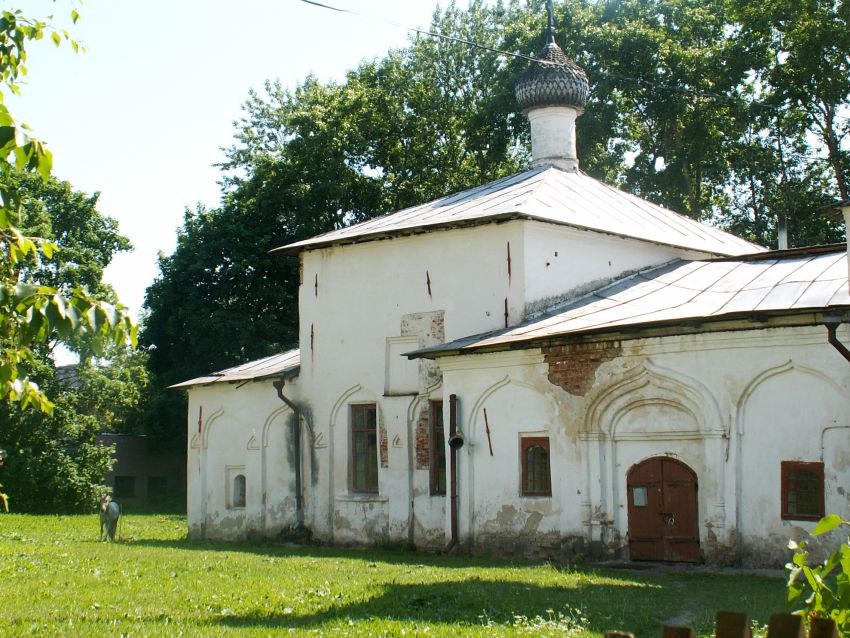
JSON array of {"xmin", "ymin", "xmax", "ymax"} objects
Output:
[
  {"xmin": 401, "ymin": 310, "xmax": 445, "ymax": 342},
  {"xmin": 544, "ymin": 341, "xmax": 622, "ymax": 396},
  {"xmin": 415, "ymin": 404, "xmax": 430, "ymax": 470},
  {"xmin": 400, "ymin": 311, "xmax": 445, "ymax": 391},
  {"xmin": 379, "ymin": 422, "xmax": 388, "ymax": 468}
]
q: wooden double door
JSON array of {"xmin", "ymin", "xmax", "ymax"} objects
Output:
[{"xmin": 627, "ymin": 457, "xmax": 699, "ymax": 562}]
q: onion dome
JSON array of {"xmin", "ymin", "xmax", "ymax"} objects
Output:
[{"xmin": 515, "ymin": 40, "xmax": 589, "ymax": 112}]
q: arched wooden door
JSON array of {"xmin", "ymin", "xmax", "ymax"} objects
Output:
[{"xmin": 627, "ymin": 457, "xmax": 699, "ymax": 562}]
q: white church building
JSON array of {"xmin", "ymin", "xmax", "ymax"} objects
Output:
[{"xmin": 173, "ymin": 16, "xmax": 850, "ymax": 566}]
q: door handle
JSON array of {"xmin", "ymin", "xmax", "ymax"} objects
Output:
[{"xmin": 659, "ymin": 512, "xmax": 677, "ymax": 526}]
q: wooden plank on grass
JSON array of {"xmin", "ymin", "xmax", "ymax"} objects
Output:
[
  {"xmin": 767, "ymin": 614, "xmax": 805, "ymax": 638},
  {"xmin": 716, "ymin": 611, "xmax": 751, "ymax": 638},
  {"xmin": 809, "ymin": 618, "xmax": 838, "ymax": 638},
  {"xmin": 662, "ymin": 626, "xmax": 697, "ymax": 638}
]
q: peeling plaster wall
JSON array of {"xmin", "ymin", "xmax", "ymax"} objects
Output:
[
  {"xmin": 737, "ymin": 358, "xmax": 850, "ymax": 565},
  {"xmin": 298, "ymin": 223, "xmax": 527, "ymax": 546},
  {"xmin": 438, "ymin": 324, "xmax": 850, "ymax": 565},
  {"xmin": 293, "ymin": 219, "xmax": 719, "ymax": 548},
  {"xmin": 185, "ymin": 207, "xmax": 848, "ymax": 566},
  {"xmin": 186, "ymin": 378, "xmax": 302, "ymax": 540}
]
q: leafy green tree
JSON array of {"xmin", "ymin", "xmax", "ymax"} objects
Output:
[
  {"xmin": 787, "ymin": 514, "xmax": 850, "ymax": 636},
  {"xmin": 0, "ymin": 7, "xmax": 136, "ymax": 413},
  {"xmin": 143, "ymin": 1, "xmax": 526, "ymax": 445},
  {"xmin": 0, "ymin": 349, "xmax": 150, "ymax": 512},
  {"xmin": 0, "ymin": 170, "xmax": 141, "ymax": 511},
  {"xmin": 0, "ymin": 365, "xmax": 114, "ymax": 513},
  {"xmin": 733, "ymin": 0, "xmax": 850, "ymax": 201}
]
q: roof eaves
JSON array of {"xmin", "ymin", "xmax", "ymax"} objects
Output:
[
  {"xmin": 269, "ymin": 212, "xmax": 527, "ymax": 256},
  {"xmin": 271, "ymin": 210, "xmax": 760, "ymax": 259},
  {"xmin": 410, "ymin": 307, "xmax": 850, "ymax": 360},
  {"xmin": 169, "ymin": 363, "xmax": 300, "ymax": 390},
  {"xmin": 709, "ymin": 243, "xmax": 846, "ymax": 262}
]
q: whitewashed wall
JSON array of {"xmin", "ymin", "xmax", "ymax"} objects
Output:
[
  {"xmin": 293, "ymin": 219, "xmax": 712, "ymax": 547},
  {"xmin": 438, "ymin": 324, "xmax": 850, "ymax": 565},
  {"xmin": 185, "ymin": 214, "xmax": 848, "ymax": 566},
  {"xmin": 521, "ymin": 221, "xmax": 708, "ymax": 317},
  {"xmin": 186, "ymin": 378, "xmax": 302, "ymax": 540},
  {"xmin": 297, "ymin": 223, "xmax": 526, "ymax": 546}
]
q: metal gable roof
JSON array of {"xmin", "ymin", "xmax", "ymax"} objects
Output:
[
  {"xmin": 273, "ymin": 166, "xmax": 763, "ymax": 257},
  {"xmin": 411, "ymin": 246, "xmax": 850, "ymax": 358},
  {"xmin": 169, "ymin": 349, "xmax": 300, "ymax": 389}
]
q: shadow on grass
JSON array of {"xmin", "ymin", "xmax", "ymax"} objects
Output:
[
  {"xmin": 128, "ymin": 537, "xmax": 530, "ymax": 569},
  {"xmin": 127, "ymin": 539, "xmax": 781, "ymax": 635},
  {"xmin": 217, "ymin": 575, "xmax": 781, "ymax": 635},
  {"xmin": 213, "ymin": 578, "xmax": 683, "ymax": 636}
]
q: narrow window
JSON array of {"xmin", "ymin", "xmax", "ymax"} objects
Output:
[
  {"xmin": 430, "ymin": 400, "xmax": 446, "ymax": 495},
  {"xmin": 113, "ymin": 475, "xmax": 136, "ymax": 498},
  {"xmin": 232, "ymin": 474, "xmax": 246, "ymax": 508},
  {"xmin": 351, "ymin": 404, "xmax": 378, "ymax": 493},
  {"xmin": 781, "ymin": 461, "xmax": 824, "ymax": 521},
  {"xmin": 521, "ymin": 437, "xmax": 551, "ymax": 497}
]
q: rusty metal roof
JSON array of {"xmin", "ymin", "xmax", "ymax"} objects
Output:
[
  {"xmin": 169, "ymin": 349, "xmax": 300, "ymax": 389},
  {"xmin": 411, "ymin": 246, "xmax": 850, "ymax": 357},
  {"xmin": 273, "ymin": 166, "xmax": 762, "ymax": 257}
]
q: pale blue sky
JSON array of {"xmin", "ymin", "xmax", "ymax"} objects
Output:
[{"xmin": 11, "ymin": 0, "xmax": 476, "ymax": 323}]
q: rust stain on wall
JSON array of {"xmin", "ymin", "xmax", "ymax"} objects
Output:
[{"xmin": 544, "ymin": 341, "xmax": 622, "ymax": 396}]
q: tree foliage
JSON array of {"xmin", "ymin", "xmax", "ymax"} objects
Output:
[
  {"xmin": 787, "ymin": 514, "xmax": 850, "ymax": 636},
  {"xmin": 0, "ymin": 7, "xmax": 136, "ymax": 413},
  {"xmin": 0, "ymin": 348, "xmax": 150, "ymax": 513},
  {"xmin": 0, "ymin": 171, "xmax": 144, "ymax": 511}
]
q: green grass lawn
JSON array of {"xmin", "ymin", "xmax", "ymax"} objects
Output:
[{"xmin": 0, "ymin": 514, "xmax": 783, "ymax": 637}]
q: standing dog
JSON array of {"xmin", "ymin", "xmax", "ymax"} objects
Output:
[{"xmin": 99, "ymin": 495, "xmax": 121, "ymax": 542}]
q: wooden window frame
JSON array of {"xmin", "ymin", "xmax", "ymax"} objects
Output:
[
  {"xmin": 429, "ymin": 400, "xmax": 446, "ymax": 496},
  {"xmin": 781, "ymin": 461, "xmax": 824, "ymax": 521},
  {"xmin": 521, "ymin": 436, "xmax": 552, "ymax": 497},
  {"xmin": 350, "ymin": 403, "xmax": 379, "ymax": 494}
]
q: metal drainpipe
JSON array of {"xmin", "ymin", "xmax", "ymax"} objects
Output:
[
  {"xmin": 272, "ymin": 377, "xmax": 303, "ymax": 528},
  {"xmin": 447, "ymin": 393, "xmax": 459, "ymax": 550},
  {"xmin": 825, "ymin": 321, "xmax": 850, "ymax": 364},
  {"xmin": 821, "ymin": 426, "xmax": 850, "ymax": 462}
]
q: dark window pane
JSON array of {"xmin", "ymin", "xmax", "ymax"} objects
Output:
[
  {"xmin": 113, "ymin": 475, "xmax": 135, "ymax": 498},
  {"xmin": 232, "ymin": 474, "xmax": 246, "ymax": 508},
  {"xmin": 787, "ymin": 470, "xmax": 819, "ymax": 516},
  {"xmin": 521, "ymin": 437, "xmax": 551, "ymax": 496},
  {"xmin": 782, "ymin": 462, "xmax": 824, "ymax": 520},
  {"xmin": 351, "ymin": 404, "xmax": 378, "ymax": 493},
  {"xmin": 430, "ymin": 401, "xmax": 446, "ymax": 495}
]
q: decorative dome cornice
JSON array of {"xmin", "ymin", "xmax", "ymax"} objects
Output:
[{"xmin": 514, "ymin": 40, "xmax": 589, "ymax": 112}]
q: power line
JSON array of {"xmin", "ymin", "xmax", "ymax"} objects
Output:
[
  {"xmin": 300, "ymin": 0, "xmax": 544, "ymax": 65},
  {"xmin": 298, "ymin": 0, "xmax": 850, "ymax": 124}
]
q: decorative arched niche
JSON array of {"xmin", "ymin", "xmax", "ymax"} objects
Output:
[
  {"xmin": 584, "ymin": 361, "xmax": 722, "ymax": 440},
  {"xmin": 468, "ymin": 375, "xmax": 559, "ymax": 439},
  {"xmin": 199, "ymin": 407, "xmax": 225, "ymax": 449},
  {"xmin": 736, "ymin": 360, "xmax": 849, "ymax": 437}
]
